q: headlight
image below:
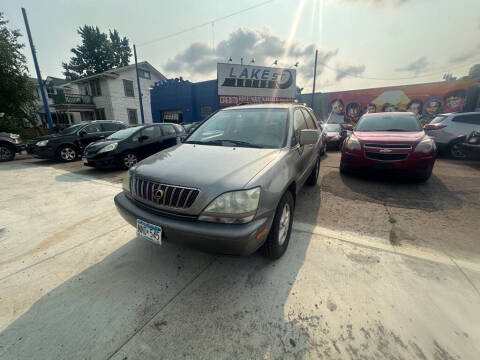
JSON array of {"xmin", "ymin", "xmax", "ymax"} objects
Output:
[
  {"xmin": 36, "ymin": 140, "xmax": 48, "ymax": 146},
  {"xmin": 198, "ymin": 187, "xmax": 261, "ymax": 224},
  {"xmin": 345, "ymin": 136, "xmax": 361, "ymax": 150},
  {"xmin": 98, "ymin": 142, "xmax": 118, "ymax": 153},
  {"xmin": 414, "ymin": 138, "xmax": 436, "ymax": 153},
  {"xmin": 122, "ymin": 171, "xmax": 131, "ymax": 193}
]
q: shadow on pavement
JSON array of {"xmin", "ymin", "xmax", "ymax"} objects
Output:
[
  {"xmin": 322, "ymin": 170, "xmax": 463, "ymax": 212},
  {"xmin": 0, "ymin": 187, "xmax": 322, "ymax": 359}
]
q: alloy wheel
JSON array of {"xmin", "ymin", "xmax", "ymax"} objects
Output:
[
  {"xmin": 0, "ymin": 146, "xmax": 12, "ymax": 161},
  {"xmin": 450, "ymin": 143, "xmax": 466, "ymax": 159},
  {"xmin": 278, "ymin": 203, "xmax": 291, "ymax": 246},
  {"xmin": 60, "ymin": 147, "xmax": 76, "ymax": 161},
  {"xmin": 123, "ymin": 153, "xmax": 137, "ymax": 168}
]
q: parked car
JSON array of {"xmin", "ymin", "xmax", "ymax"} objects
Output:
[
  {"xmin": 424, "ymin": 112, "xmax": 480, "ymax": 159},
  {"xmin": 340, "ymin": 112, "xmax": 437, "ymax": 181},
  {"xmin": 0, "ymin": 132, "xmax": 23, "ymax": 162},
  {"xmin": 171, "ymin": 123, "xmax": 188, "ymax": 141},
  {"xmin": 325, "ymin": 123, "xmax": 347, "ymax": 150},
  {"xmin": 182, "ymin": 122, "xmax": 201, "ymax": 134},
  {"xmin": 28, "ymin": 120, "xmax": 126, "ymax": 162},
  {"xmin": 83, "ymin": 123, "xmax": 182, "ymax": 169},
  {"xmin": 114, "ymin": 103, "xmax": 322, "ymax": 259},
  {"xmin": 461, "ymin": 130, "xmax": 480, "ymax": 160}
]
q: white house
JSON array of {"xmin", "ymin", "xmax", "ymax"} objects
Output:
[{"xmin": 69, "ymin": 61, "xmax": 166, "ymax": 125}]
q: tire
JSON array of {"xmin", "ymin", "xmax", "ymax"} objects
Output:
[
  {"xmin": 321, "ymin": 142, "xmax": 327, "ymax": 155},
  {"xmin": 122, "ymin": 152, "xmax": 138, "ymax": 169},
  {"xmin": 0, "ymin": 144, "xmax": 15, "ymax": 162},
  {"xmin": 306, "ymin": 156, "xmax": 320, "ymax": 186},
  {"xmin": 261, "ymin": 191, "xmax": 295, "ymax": 260},
  {"xmin": 416, "ymin": 170, "xmax": 432, "ymax": 182},
  {"xmin": 448, "ymin": 139, "xmax": 466, "ymax": 159},
  {"xmin": 57, "ymin": 145, "xmax": 78, "ymax": 162},
  {"xmin": 340, "ymin": 162, "xmax": 349, "ymax": 174}
]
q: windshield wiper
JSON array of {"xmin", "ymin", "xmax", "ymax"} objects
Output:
[{"xmin": 204, "ymin": 139, "xmax": 265, "ymax": 148}]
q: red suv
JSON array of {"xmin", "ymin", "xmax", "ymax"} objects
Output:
[{"xmin": 340, "ymin": 112, "xmax": 437, "ymax": 181}]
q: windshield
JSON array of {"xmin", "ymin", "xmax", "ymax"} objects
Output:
[
  {"xmin": 186, "ymin": 108, "xmax": 288, "ymax": 148},
  {"xmin": 59, "ymin": 124, "xmax": 84, "ymax": 135},
  {"xmin": 326, "ymin": 124, "xmax": 341, "ymax": 132},
  {"xmin": 355, "ymin": 114, "xmax": 422, "ymax": 132},
  {"xmin": 107, "ymin": 126, "xmax": 141, "ymax": 140}
]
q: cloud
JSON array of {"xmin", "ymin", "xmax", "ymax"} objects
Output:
[
  {"xmin": 395, "ymin": 56, "xmax": 429, "ymax": 75},
  {"xmin": 162, "ymin": 27, "xmax": 361, "ymax": 89},
  {"xmin": 449, "ymin": 44, "xmax": 480, "ymax": 64},
  {"xmin": 335, "ymin": 64, "xmax": 366, "ymax": 80}
]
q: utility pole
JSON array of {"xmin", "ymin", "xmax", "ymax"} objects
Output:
[
  {"xmin": 133, "ymin": 44, "xmax": 145, "ymax": 124},
  {"xmin": 22, "ymin": 8, "xmax": 54, "ymax": 134},
  {"xmin": 311, "ymin": 49, "xmax": 318, "ymax": 110}
]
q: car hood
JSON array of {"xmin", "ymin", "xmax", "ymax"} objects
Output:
[
  {"xmin": 31, "ymin": 133, "xmax": 67, "ymax": 142},
  {"xmin": 354, "ymin": 131, "xmax": 425, "ymax": 144},
  {"xmin": 133, "ymin": 144, "xmax": 280, "ymax": 192}
]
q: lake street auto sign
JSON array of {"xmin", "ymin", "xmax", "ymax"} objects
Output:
[{"xmin": 217, "ymin": 63, "xmax": 296, "ymax": 107}]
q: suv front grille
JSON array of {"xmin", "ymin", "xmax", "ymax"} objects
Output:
[
  {"xmin": 131, "ymin": 176, "xmax": 199, "ymax": 209},
  {"xmin": 364, "ymin": 143, "xmax": 412, "ymax": 149}
]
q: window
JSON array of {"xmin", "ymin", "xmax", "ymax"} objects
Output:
[
  {"xmin": 95, "ymin": 108, "xmax": 106, "ymax": 120},
  {"xmin": 172, "ymin": 124, "xmax": 186, "ymax": 134},
  {"xmin": 83, "ymin": 123, "xmax": 102, "ymax": 133},
  {"xmin": 123, "ymin": 80, "xmax": 135, "ymax": 97},
  {"xmin": 301, "ymin": 108, "xmax": 317, "ymax": 129},
  {"xmin": 89, "ymin": 79, "xmax": 102, "ymax": 97},
  {"xmin": 127, "ymin": 109, "xmax": 138, "ymax": 125},
  {"xmin": 138, "ymin": 69, "xmax": 151, "ymax": 79},
  {"xmin": 102, "ymin": 122, "xmax": 124, "ymax": 131},
  {"xmin": 162, "ymin": 110, "xmax": 183, "ymax": 123},
  {"xmin": 200, "ymin": 106, "xmax": 212, "ymax": 117},
  {"xmin": 452, "ymin": 114, "xmax": 480, "ymax": 125},
  {"xmin": 293, "ymin": 109, "xmax": 308, "ymax": 144},
  {"xmin": 46, "ymin": 86, "xmax": 55, "ymax": 99},
  {"xmin": 160, "ymin": 124, "xmax": 177, "ymax": 136}
]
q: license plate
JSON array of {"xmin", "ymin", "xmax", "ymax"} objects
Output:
[
  {"xmin": 374, "ymin": 162, "xmax": 393, "ymax": 170},
  {"xmin": 136, "ymin": 219, "xmax": 162, "ymax": 245},
  {"xmin": 82, "ymin": 157, "xmax": 88, "ymax": 164}
]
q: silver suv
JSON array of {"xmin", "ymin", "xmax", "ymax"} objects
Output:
[
  {"xmin": 115, "ymin": 103, "xmax": 322, "ymax": 259},
  {"xmin": 424, "ymin": 112, "xmax": 480, "ymax": 158}
]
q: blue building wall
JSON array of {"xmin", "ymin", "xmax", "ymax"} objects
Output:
[{"xmin": 150, "ymin": 78, "xmax": 219, "ymax": 124}]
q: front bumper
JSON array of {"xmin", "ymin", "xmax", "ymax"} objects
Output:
[
  {"xmin": 461, "ymin": 143, "xmax": 480, "ymax": 159},
  {"xmin": 83, "ymin": 153, "xmax": 120, "ymax": 168},
  {"xmin": 341, "ymin": 150, "xmax": 436, "ymax": 176},
  {"xmin": 114, "ymin": 192, "xmax": 273, "ymax": 256},
  {"xmin": 31, "ymin": 146, "xmax": 56, "ymax": 160}
]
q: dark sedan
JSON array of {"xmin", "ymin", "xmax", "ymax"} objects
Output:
[
  {"xmin": 461, "ymin": 130, "xmax": 480, "ymax": 160},
  {"xmin": 83, "ymin": 123, "xmax": 181, "ymax": 169}
]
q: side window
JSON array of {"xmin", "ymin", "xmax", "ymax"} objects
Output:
[
  {"xmin": 301, "ymin": 108, "xmax": 317, "ymax": 129},
  {"xmin": 293, "ymin": 109, "xmax": 308, "ymax": 145},
  {"xmin": 141, "ymin": 126, "xmax": 161, "ymax": 139},
  {"xmin": 116, "ymin": 123, "xmax": 126, "ymax": 130},
  {"xmin": 101, "ymin": 123, "xmax": 119, "ymax": 131},
  {"xmin": 83, "ymin": 123, "xmax": 102, "ymax": 133},
  {"xmin": 161, "ymin": 124, "xmax": 177, "ymax": 136},
  {"xmin": 452, "ymin": 115, "xmax": 480, "ymax": 125},
  {"xmin": 172, "ymin": 124, "xmax": 185, "ymax": 134}
]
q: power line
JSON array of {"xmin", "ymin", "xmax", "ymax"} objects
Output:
[{"xmin": 137, "ymin": 0, "xmax": 277, "ymax": 47}]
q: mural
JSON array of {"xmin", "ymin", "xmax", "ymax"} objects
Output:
[{"xmin": 327, "ymin": 80, "xmax": 477, "ymax": 125}]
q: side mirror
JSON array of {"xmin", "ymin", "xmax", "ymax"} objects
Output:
[
  {"xmin": 79, "ymin": 129, "xmax": 87, "ymax": 137},
  {"xmin": 299, "ymin": 129, "xmax": 319, "ymax": 146}
]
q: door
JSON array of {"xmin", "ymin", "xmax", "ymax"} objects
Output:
[
  {"xmin": 77, "ymin": 123, "xmax": 104, "ymax": 150},
  {"xmin": 159, "ymin": 124, "xmax": 179, "ymax": 149},
  {"xmin": 131, "ymin": 125, "xmax": 162, "ymax": 160},
  {"xmin": 292, "ymin": 108, "xmax": 313, "ymax": 186}
]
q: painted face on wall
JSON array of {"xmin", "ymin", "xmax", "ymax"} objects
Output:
[
  {"xmin": 445, "ymin": 96, "xmax": 465, "ymax": 111},
  {"xmin": 386, "ymin": 105, "xmax": 396, "ymax": 112},
  {"xmin": 332, "ymin": 101, "xmax": 344, "ymax": 115},
  {"xmin": 366, "ymin": 105, "xmax": 376, "ymax": 113},
  {"xmin": 426, "ymin": 101, "xmax": 441, "ymax": 115},
  {"xmin": 348, "ymin": 107, "xmax": 360, "ymax": 118},
  {"xmin": 407, "ymin": 102, "xmax": 421, "ymax": 115}
]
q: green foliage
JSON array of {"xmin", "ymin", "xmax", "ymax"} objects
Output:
[
  {"xmin": 62, "ymin": 25, "xmax": 132, "ymax": 80},
  {"xmin": 0, "ymin": 12, "xmax": 37, "ymax": 135}
]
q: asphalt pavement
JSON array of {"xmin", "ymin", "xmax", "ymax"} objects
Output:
[{"xmin": 0, "ymin": 153, "xmax": 479, "ymax": 359}]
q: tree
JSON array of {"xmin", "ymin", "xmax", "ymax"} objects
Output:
[
  {"xmin": 0, "ymin": 12, "xmax": 37, "ymax": 135},
  {"xmin": 62, "ymin": 25, "xmax": 132, "ymax": 80}
]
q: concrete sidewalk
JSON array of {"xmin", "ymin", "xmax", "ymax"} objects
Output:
[{"xmin": 0, "ymin": 159, "xmax": 479, "ymax": 359}]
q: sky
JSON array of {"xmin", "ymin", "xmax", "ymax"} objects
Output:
[{"xmin": 3, "ymin": 0, "xmax": 480, "ymax": 93}]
